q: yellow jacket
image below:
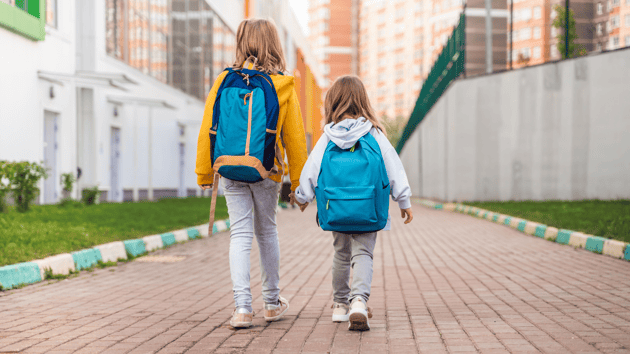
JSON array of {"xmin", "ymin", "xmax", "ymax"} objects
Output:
[{"xmin": 196, "ymin": 70, "xmax": 308, "ymax": 191}]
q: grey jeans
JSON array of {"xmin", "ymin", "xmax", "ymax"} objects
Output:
[
  {"xmin": 222, "ymin": 177, "xmax": 281, "ymax": 309},
  {"xmin": 332, "ymin": 232, "xmax": 377, "ymax": 305}
]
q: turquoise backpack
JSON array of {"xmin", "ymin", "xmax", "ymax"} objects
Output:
[{"xmin": 314, "ymin": 132, "xmax": 390, "ymax": 232}]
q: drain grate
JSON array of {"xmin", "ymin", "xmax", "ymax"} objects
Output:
[{"xmin": 135, "ymin": 256, "xmax": 186, "ymax": 263}]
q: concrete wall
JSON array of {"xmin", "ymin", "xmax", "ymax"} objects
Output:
[{"xmin": 400, "ymin": 48, "xmax": 630, "ymax": 202}]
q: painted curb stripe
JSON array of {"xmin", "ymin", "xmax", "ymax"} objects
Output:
[
  {"xmin": 625, "ymin": 246, "xmax": 630, "ymax": 261},
  {"xmin": 161, "ymin": 232, "xmax": 176, "ymax": 247},
  {"xmin": 517, "ymin": 220, "xmax": 527, "ymax": 232},
  {"xmin": 0, "ymin": 262, "xmax": 42, "ymax": 290},
  {"xmin": 568, "ymin": 233, "xmax": 588, "ymax": 248},
  {"xmin": 503, "ymin": 217, "xmax": 512, "ymax": 226},
  {"xmin": 585, "ymin": 236, "xmax": 607, "ymax": 253},
  {"xmin": 556, "ymin": 230, "xmax": 572, "ymax": 245},
  {"xmin": 534, "ymin": 225, "xmax": 547, "ymax": 238},
  {"xmin": 143, "ymin": 235, "xmax": 164, "ymax": 252},
  {"xmin": 33, "ymin": 254, "xmax": 75, "ymax": 280},
  {"xmin": 173, "ymin": 230, "xmax": 189, "ymax": 243},
  {"xmin": 603, "ymin": 239, "xmax": 626, "ymax": 259},
  {"xmin": 123, "ymin": 239, "xmax": 146, "ymax": 257},
  {"xmin": 212, "ymin": 223, "xmax": 219, "ymax": 234},
  {"xmin": 72, "ymin": 249, "xmax": 103, "ymax": 270},
  {"xmin": 187, "ymin": 228, "xmax": 201, "ymax": 239},
  {"xmin": 96, "ymin": 242, "xmax": 127, "ymax": 263},
  {"xmin": 492, "ymin": 214, "xmax": 499, "ymax": 222}
]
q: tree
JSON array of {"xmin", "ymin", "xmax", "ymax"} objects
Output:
[
  {"xmin": 381, "ymin": 115, "xmax": 407, "ymax": 148},
  {"xmin": 552, "ymin": 5, "xmax": 587, "ymax": 59}
]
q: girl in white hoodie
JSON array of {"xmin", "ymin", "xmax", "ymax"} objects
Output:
[{"xmin": 293, "ymin": 76, "xmax": 413, "ymax": 331}]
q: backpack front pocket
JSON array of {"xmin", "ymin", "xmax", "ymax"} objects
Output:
[{"xmin": 323, "ymin": 186, "xmax": 377, "ymax": 227}]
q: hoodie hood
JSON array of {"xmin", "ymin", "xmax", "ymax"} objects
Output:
[
  {"xmin": 269, "ymin": 74, "xmax": 296, "ymax": 106},
  {"xmin": 324, "ymin": 117, "xmax": 374, "ymax": 150}
]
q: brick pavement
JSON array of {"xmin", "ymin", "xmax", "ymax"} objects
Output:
[{"xmin": 1, "ymin": 204, "xmax": 630, "ymax": 354}]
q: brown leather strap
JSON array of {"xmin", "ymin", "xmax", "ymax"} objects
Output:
[{"xmin": 208, "ymin": 172, "xmax": 221, "ymax": 235}]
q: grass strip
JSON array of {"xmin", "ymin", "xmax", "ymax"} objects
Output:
[
  {"xmin": 0, "ymin": 196, "xmax": 227, "ymax": 266},
  {"xmin": 464, "ymin": 200, "xmax": 630, "ymax": 243}
]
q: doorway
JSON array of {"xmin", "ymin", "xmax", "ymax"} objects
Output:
[
  {"xmin": 110, "ymin": 127, "xmax": 122, "ymax": 202},
  {"xmin": 43, "ymin": 111, "xmax": 59, "ymax": 204}
]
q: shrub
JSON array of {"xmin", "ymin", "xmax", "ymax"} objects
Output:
[
  {"xmin": 6, "ymin": 161, "xmax": 48, "ymax": 213},
  {"xmin": 81, "ymin": 186, "xmax": 101, "ymax": 206},
  {"xmin": 61, "ymin": 172, "xmax": 75, "ymax": 193},
  {"xmin": 0, "ymin": 161, "xmax": 10, "ymax": 213}
]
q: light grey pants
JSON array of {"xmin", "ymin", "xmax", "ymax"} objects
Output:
[
  {"xmin": 222, "ymin": 177, "xmax": 281, "ymax": 310},
  {"xmin": 332, "ymin": 232, "xmax": 377, "ymax": 305}
]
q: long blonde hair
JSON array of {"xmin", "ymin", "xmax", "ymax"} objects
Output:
[
  {"xmin": 232, "ymin": 19, "xmax": 287, "ymax": 75},
  {"xmin": 325, "ymin": 75, "xmax": 385, "ymax": 132}
]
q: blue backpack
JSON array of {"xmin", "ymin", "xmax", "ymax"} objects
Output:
[
  {"xmin": 209, "ymin": 65, "xmax": 283, "ymax": 183},
  {"xmin": 315, "ymin": 132, "xmax": 390, "ymax": 233}
]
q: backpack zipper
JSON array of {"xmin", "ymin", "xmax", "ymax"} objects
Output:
[
  {"xmin": 326, "ymin": 200, "xmax": 330, "ymax": 210},
  {"xmin": 244, "ymin": 91, "xmax": 253, "ymax": 156}
]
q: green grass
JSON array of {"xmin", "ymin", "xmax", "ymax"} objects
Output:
[
  {"xmin": 465, "ymin": 200, "xmax": 630, "ymax": 243},
  {"xmin": 0, "ymin": 196, "xmax": 227, "ymax": 267}
]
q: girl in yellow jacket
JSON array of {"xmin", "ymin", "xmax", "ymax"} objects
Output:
[{"xmin": 196, "ymin": 19, "xmax": 308, "ymax": 328}]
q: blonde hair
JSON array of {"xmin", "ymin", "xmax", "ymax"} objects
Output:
[
  {"xmin": 232, "ymin": 18, "xmax": 287, "ymax": 75},
  {"xmin": 325, "ymin": 75, "xmax": 385, "ymax": 132}
]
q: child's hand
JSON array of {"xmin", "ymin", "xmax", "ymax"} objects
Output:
[
  {"xmin": 401, "ymin": 208, "xmax": 413, "ymax": 224},
  {"xmin": 290, "ymin": 192, "xmax": 309, "ymax": 212},
  {"xmin": 199, "ymin": 184, "xmax": 212, "ymax": 190}
]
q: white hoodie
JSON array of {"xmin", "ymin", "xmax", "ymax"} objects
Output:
[{"xmin": 295, "ymin": 118, "xmax": 412, "ymax": 226}]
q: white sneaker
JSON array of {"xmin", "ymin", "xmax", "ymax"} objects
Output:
[
  {"xmin": 264, "ymin": 296, "xmax": 289, "ymax": 322},
  {"xmin": 331, "ymin": 302, "xmax": 349, "ymax": 322},
  {"xmin": 348, "ymin": 298, "xmax": 372, "ymax": 331},
  {"xmin": 230, "ymin": 308, "xmax": 254, "ymax": 328}
]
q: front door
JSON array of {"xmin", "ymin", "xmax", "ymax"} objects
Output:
[
  {"xmin": 43, "ymin": 111, "xmax": 59, "ymax": 204},
  {"xmin": 110, "ymin": 127, "xmax": 121, "ymax": 202}
]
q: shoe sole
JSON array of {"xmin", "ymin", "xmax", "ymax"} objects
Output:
[
  {"xmin": 332, "ymin": 314, "xmax": 349, "ymax": 322},
  {"xmin": 265, "ymin": 302, "xmax": 290, "ymax": 322},
  {"xmin": 348, "ymin": 312, "xmax": 370, "ymax": 331},
  {"xmin": 230, "ymin": 321, "xmax": 252, "ymax": 328}
]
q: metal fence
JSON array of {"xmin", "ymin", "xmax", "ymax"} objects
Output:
[{"xmin": 396, "ymin": 13, "xmax": 466, "ymax": 153}]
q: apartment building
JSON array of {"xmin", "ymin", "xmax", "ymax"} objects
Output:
[
  {"xmin": 246, "ymin": 0, "xmax": 325, "ymax": 151},
  {"xmin": 309, "ymin": 0, "xmax": 355, "ymax": 88},
  {"xmin": 0, "ymin": 0, "xmax": 242, "ymax": 204},
  {"xmin": 592, "ymin": 0, "xmax": 630, "ymax": 50},
  {"xmin": 357, "ymin": 0, "xmax": 506, "ymax": 119},
  {"xmin": 510, "ymin": 0, "xmax": 552, "ymax": 67}
]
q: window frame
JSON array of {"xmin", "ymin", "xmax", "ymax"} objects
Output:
[{"xmin": 0, "ymin": 0, "xmax": 46, "ymax": 41}]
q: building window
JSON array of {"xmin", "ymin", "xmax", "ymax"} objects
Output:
[
  {"xmin": 607, "ymin": 0, "xmax": 612, "ymax": 11},
  {"xmin": 611, "ymin": 15, "xmax": 620, "ymax": 28},
  {"xmin": 520, "ymin": 27, "xmax": 532, "ymax": 40},
  {"xmin": 626, "ymin": 14, "xmax": 630, "ymax": 27},
  {"xmin": 611, "ymin": 36, "xmax": 619, "ymax": 48},
  {"xmin": 45, "ymin": 0, "xmax": 56, "ymax": 27},
  {"xmin": 606, "ymin": 20, "xmax": 611, "ymax": 33},
  {"xmin": 596, "ymin": 42, "xmax": 602, "ymax": 51},
  {"xmin": 597, "ymin": 2, "xmax": 603, "ymax": 14},
  {"xmin": 534, "ymin": 26, "xmax": 541, "ymax": 39},
  {"xmin": 612, "ymin": 0, "xmax": 619, "ymax": 5},
  {"xmin": 597, "ymin": 23, "xmax": 602, "ymax": 35},
  {"xmin": 625, "ymin": 36, "xmax": 630, "ymax": 46},
  {"xmin": 551, "ymin": 45, "xmax": 559, "ymax": 57},
  {"xmin": 533, "ymin": 6, "xmax": 541, "ymax": 19},
  {"xmin": 533, "ymin": 46, "xmax": 541, "ymax": 58}
]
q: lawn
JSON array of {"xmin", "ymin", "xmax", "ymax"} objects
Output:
[
  {"xmin": 465, "ymin": 200, "xmax": 630, "ymax": 243},
  {"xmin": 0, "ymin": 197, "xmax": 228, "ymax": 267}
]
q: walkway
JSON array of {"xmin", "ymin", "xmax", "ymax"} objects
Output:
[{"xmin": 1, "ymin": 204, "xmax": 629, "ymax": 354}]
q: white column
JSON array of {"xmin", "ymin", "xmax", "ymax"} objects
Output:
[
  {"xmin": 148, "ymin": 107, "xmax": 154, "ymax": 201},
  {"xmin": 133, "ymin": 103, "xmax": 139, "ymax": 202}
]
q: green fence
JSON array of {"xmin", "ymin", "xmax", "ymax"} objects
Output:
[{"xmin": 396, "ymin": 13, "xmax": 466, "ymax": 153}]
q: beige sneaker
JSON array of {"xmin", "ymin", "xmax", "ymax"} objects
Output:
[
  {"xmin": 348, "ymin": 298, "xmax": 373, "ymax": 331},
  {"xmin": 332, "ymin": 302, "xmax": 350, "ymax": 322},
  {"xmin": 230, "ymin": 308, "xmax": 254, "ymax": 328},
  {"xmin": 264, "ymin": 296, "xmax": 289, "ymax": 322}
]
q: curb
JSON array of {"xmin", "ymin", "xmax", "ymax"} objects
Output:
[
  {"xmin": 0, "ymin": 219, "xmax": 231, "ymax": 291},
  {"xmin": 414, "ymin": 199, "xmax": 630, "ymax": 262}
]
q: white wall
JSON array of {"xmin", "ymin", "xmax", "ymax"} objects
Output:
[
  {"xmin": 0, "ymin": 0, "xmax": 208, "ymax": 204},
  {"xmin": 400, "ymin": 48, "xmax": 630, "ymax": 202}
]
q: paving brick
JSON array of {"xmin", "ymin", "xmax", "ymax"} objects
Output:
[{"xmin": 1, "ymin": 205, "xmax": 630, "ymax": 353}]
